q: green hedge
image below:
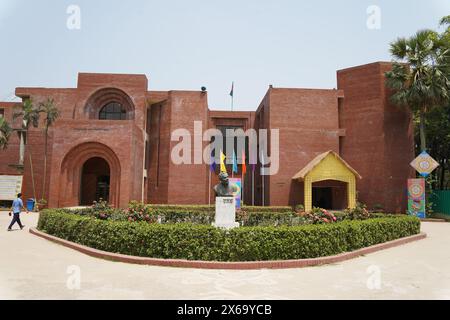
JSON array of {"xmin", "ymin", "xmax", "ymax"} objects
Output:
[
  {"xmin": 37, "ymin": 210, "xmax": 421, "ymax": 261},
  {"xmin": 146, "ymin": 204, "xmax": 294, "ymax": 213}
]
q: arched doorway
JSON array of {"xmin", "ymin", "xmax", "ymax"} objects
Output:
[
  {"xmin": 58, "ymin": 142, "xmax": 121, "ymax": 208},
  {"xmin": 80, "ymin": 157, "xmax": 111, "ymax": 205}
]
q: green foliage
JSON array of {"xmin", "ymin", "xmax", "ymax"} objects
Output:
[
  {"xmin": 385, "ymin": 28, "xmax": 450, "ymax": 152},
  {"xmin": 13, "ymin": 98, "xmax": 41, "ymax": 129},
  {"xmin": 68, "ymin": 201, "xmax": 402, "ymax": 227},
  {"xmin": 344, "ymin": 202, "xmax": 371, "ymax": 220},
  {"xmin": 37, "ymin": 210, "xmax": 421, "ymax": 262},
  {"xmin": 301, "ymin": 207, "xmax": 338, "ymax": 224},
  {"xmin": 0, "ymin": 117, "xmax": 12, "ymax": 150}
]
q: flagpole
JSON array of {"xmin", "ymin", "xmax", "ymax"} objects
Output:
[
  {"xmin": 262, "ymin": 174, "xmax": 265, "ymax": 207},
  {"xmin": 242, "ymin": 171, "xmax": 245, "ymax": 206},
  {"xmin": 208, "ymin": 168, "xmax": 211, "ymax": 205},
  {"xmin": 261, "ymin": 151, "xmax": 265, "ymax": 206},
  {"xmin": 252, "ymin": 169, "xmax": 255, "ymax": 206}
]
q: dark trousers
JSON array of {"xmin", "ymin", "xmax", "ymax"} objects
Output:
[{"xmin": 8, "ymin": 213, "xmax": 23, "ymax": 230}]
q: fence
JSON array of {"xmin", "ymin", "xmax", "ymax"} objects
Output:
[{"xmin": 430, "ymin": 190, "xmax": 450, "ymax": 215}]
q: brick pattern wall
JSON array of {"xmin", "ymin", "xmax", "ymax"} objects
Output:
[
  {"xmin": 267, "ymin": 88, "xmax": 342, "ymax": 206},
  {"xmin": 337, "ymin": 62, "xmax": 414, "ymax": 213}
]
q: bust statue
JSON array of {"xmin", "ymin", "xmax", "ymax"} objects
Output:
[{"xmin": 214, "ymin": 172, "xmax": 238, "ymax": 197}]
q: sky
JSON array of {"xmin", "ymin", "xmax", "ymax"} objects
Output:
[{"xmin": 0, "ymin": 0, "xmax": 449, "ymax": 111}]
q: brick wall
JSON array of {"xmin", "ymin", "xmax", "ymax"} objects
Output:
[{"xmin": 337, "ymin": 62, "xmax": 414, "ymax": 213}]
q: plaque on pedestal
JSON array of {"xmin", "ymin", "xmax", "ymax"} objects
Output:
[{"xmin": 214, "ymin": 197, "xmax": 240, "ymax": 230}]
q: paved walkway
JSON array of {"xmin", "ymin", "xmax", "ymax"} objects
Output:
[{"xmin": 1, "ymin": 211, "xmax": 449, "ymax": 300}]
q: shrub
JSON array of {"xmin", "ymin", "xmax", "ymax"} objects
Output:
[
  {"xmin": 65, "ymin": 201, "xmax": 401, "ymax": 227},
  {"xmin": 343, "ymin": 202, "xmax": 371, "ymax": 220},
  {"xmin": 37, "ymin": 210, "xmax": 421, "ymax": 262},
  {"xmin": 304, "ymin": 207, "xmax": 337, "ymax": 224}
]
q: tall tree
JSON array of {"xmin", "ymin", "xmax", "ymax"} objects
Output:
[
  {"xmin": 385, "ymin": 29, "xmax": 450, "ymax": 152},
  {"xmin": 13, "ymin": 99, "xmax": 41, "ymax": 166},
  {"xmin": 0, "ymin": 117, "xmax": 12, "ymax": 150},
  {"xmin": 421, "ymin": 103, "xmax": 450, "ymax": 189},
  {"xmin": 39, "ymin": 98, "xmax": 59, "ymax": 202}
]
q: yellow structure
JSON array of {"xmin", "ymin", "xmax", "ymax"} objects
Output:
[{"xmin": 292, "ymin": 151, "xmax": 361, "ymax": 212}]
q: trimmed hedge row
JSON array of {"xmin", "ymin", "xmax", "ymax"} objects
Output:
[
  {"xmin": 146, "ymin": 204, "xmax": 294, "ymax": 213},
  {"xmin": 37, "ymin": 210, "xmax": 421, "ymax": 261}
]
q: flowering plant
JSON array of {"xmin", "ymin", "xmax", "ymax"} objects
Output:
[
  {"xmin": 305, "ymin": 207, "xmax": 337, "ymax": 224},
  {"xmin": 344, "ymin": 202, "xmax": 370, "ymax": 220},
  {"xmin": 126, "ymin": 201, "xmax": 157, "ymax": 223}
]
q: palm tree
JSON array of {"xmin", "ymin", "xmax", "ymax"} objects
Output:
[
  {"xmin": 0, "ymin": 117, "xmax": 12, "ymax": 150},
  {"xmin": 38, "ymin": 98, "xmax": 59, "ymax": 202},
  {"xmin": 385, "ymin": 29, "xmax": 450, "ymax": 152},
  {"xmin": 440, "ymin": 15, "xmax": 450, "ymax": 78},
  {"xmin": 13, "ymin": 98, "xmax": 41, "ymax": 166}
]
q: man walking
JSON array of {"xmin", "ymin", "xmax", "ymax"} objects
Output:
[{"xmin": 7, "ymin": 193, "xmax": 29, "ymax": 231}]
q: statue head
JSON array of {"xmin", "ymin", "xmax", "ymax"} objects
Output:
[{"xmin": 218, "ymin": 172, "xmax": 229, "ymax": 185}]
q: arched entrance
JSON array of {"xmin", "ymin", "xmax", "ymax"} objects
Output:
[
  {"xmin": 80, "ymin": 157, "xmax": 111, "ymax": 205},
  {"xmin": 59, "ymin": 142, "xmax": 121, "ymax": 208}
]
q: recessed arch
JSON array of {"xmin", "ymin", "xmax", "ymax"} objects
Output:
[
  {"xmin": 80, "ymin": 157, "xmax": 111, "ymax": 205},
  {"xmin": 84, "ymin": 87, "xmax": 135, "ymax": 120},
  {"xmin": 59, "ymin": 142, "xmax": 121, "ymax": 207}
]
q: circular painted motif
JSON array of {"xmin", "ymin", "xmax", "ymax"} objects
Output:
[
  {"xmin": 418, "ymin": 160, "xmax": 431, "ymax": 170},
  {"xmin": 409, "ymin": 183, "xmax": 424, "ymax": 198}
]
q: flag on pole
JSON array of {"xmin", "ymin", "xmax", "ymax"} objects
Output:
[
  {"xmin": 210, "ymin": 153, "xmax": 216, "ymax": 173},
  {"xmin": 242, "ymin": 151, "xmax": 247, "ymax": 176},
  {"xmin": 220, "ymin": 151, "xmax": 227, "ymax": 173},
  {"xmin": 230, "ymin": 82, "xmax": 234, "ymax": 111},
  {"xmin": 232, "ymin": 150, "xmax": 238, "ymax": 174}
]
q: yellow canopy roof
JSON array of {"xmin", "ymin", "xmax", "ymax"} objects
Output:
[{"xmin": 292, "ymin": 151, "xmax": 362, "ymax": 181}]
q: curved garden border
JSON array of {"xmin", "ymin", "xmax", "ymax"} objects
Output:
[{"xmin": 30, "ymin": 228, "xmax": 426, "ymax": 270}]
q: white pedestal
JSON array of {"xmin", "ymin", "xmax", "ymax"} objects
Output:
[{"xmin": 213, "ymin": 197, "xmax": 240, "ymax": 230}]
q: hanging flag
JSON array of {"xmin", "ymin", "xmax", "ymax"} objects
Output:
[
  {"xmin": 220, "ymin": 151, "xmax": 227, "ymax": 173},
  {"xmin": 232, "ymin": 150, "xmax": 238, "ymax": 174},
  {"xmin": 242, "ymin": 150, "xmax": 247, "ymax": 176},
  {"xmin": 210, "ymin": 153, "xmax": 216, "ymax": 173},
  {"xmin": 229, "ymin": 82, "xmax": 234, "ymax": 97}
]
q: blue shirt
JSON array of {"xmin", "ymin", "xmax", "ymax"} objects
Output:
[{"xmin": 12, "ymin": 198, "xmax": 23, "ymax": 214}]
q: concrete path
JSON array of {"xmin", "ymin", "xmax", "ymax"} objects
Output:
[{"xmin": 1, "ymin": 211, "xmax": 449, "ymax": 300}]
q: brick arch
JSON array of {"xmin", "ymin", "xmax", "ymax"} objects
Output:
[
  {"xmin": 84, "ymin": 87, "xmax": 135, "ymax": 120},
  {"xmin": 59, "ymin": 142, "xmax": 121, "ymax": 208}
]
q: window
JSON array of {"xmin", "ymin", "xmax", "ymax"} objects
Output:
[
  {"xmin": 99, "ymin": 102, "xmax": 127, "ymax": 120},
  {"xmin": 0, "ymin": 109, "xmax": 4, "ymax": 118}
]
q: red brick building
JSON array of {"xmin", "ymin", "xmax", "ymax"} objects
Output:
[{"xmin": 0, "ymin": 62, "xmax": 414, "ymax": 212}]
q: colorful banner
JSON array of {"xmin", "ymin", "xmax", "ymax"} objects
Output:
[
  {"xmin": 408, "ymin": 178, "xmax": 426, "ymax": 219},
  {"xmin": 229, "ymin": 178, "xmax": 242, "ymax": 209}
]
